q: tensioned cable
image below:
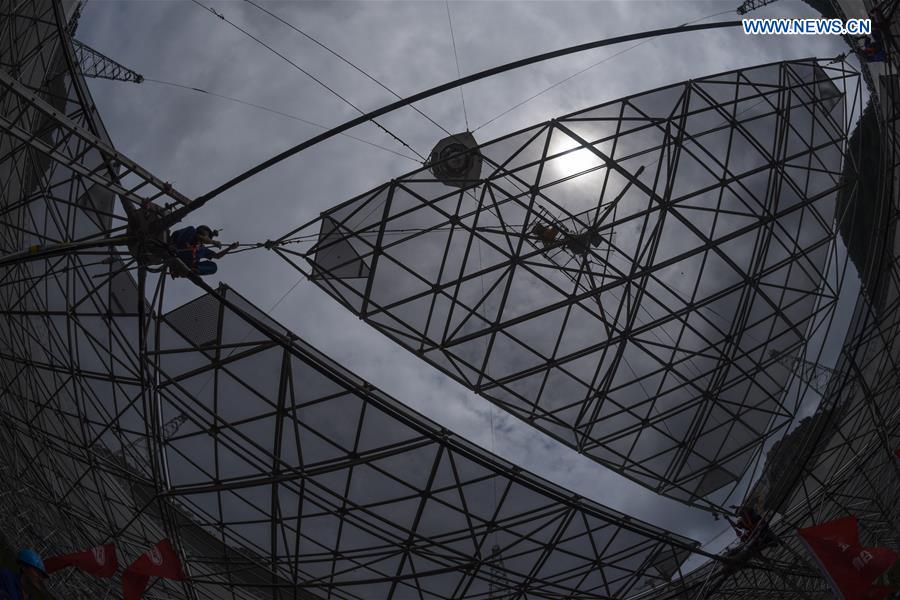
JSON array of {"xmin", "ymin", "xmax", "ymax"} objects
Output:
[
  {"xmin": 190, "ymin": 0, "xmax": 426, "ymax": 161},
  {"xmin": 158, "ymin": 20, "xmax": 743, "ymax": 237},
  {"xmin": 445, "ymin": 0, "xmax": 469, "ymax": 131},
  {"xmin": 473, "ymin": 9, "xmax": 737, "ymax": 133},
  {"xmin": 141, "ymin": 77, "xmax": 420, "ymax": 162},
  {"xmin": 232, "ymin": 223, "xmax": 536, "ymax": 254},
  {"xmin": 159, "ymin": 20, "xmax": 742, "ymax": 232},
  {"xmin": 243, "ymin": 0, "xmax": 456, "ymax": 143}
]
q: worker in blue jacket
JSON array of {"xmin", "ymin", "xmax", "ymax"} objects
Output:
[
  {"xmin": 0, "ymin": 549, "xmax": 47, "ymax": 600},
  {"xmin": 169, "ymin": 225, "xmax": 239, "ymax": 276}
]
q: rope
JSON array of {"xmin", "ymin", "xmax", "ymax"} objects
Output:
[
  {"xmin": 142, "ymin": 78, "xmax": 420, "ymax": 162},
  {"xmin": 243, "ymin": 0, "xmax": 455, "ymax": 142},
  {"xmin": 445, "ymin": 0, "xmax": 469, "ymax": 130},
  {"xmin": 473, "ymin": 9, "xmax": 736, "ymax": 133},
  {"xmin": 190, "ymin": 0, "xmax": 426, "ymax": 161},
  {"xmin": 228, "ymin": 223, "xmax": 522, "ymax": 255}
]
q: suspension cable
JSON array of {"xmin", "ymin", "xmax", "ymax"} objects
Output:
[
  {"xmin": 474, "ymin": 9, "xmax": 737, "ymax": 133},
  {"xmin": 445, "ymin": 0, "xmax": 469, "ymax": 131},
  {"xmin": 189, "ymin": 0, "xmax": 426, "ymax": 161},
  {"xmin": 141, "ymin": 77, "xmax": 419, "ymax": 162},
  {"xmin": 158, "ymin": 20, "xmax": 742, "ymax": 232},
  {"xmin": 243, "ymin": 0, "xmax": 455, "ymax": 141}
]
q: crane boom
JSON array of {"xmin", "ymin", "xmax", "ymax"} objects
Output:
[
  {"xmin": 72, "ymin": 38, "xmax": 144, "ymax": 83},
  {"xmin": 737, "ymin": 0, "xmax": 780, "ymax": 15}
]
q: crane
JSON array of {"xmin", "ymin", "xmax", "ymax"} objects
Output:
[
  {"xmin": 737, "ymin": 0, "xmax": 780, "ymax": 15},
  {"xmin": 65, "ymin": 1, "xmax": 143, "ymax": 83},
  {"xmin": 72, "ymin": 39, "xmax": 144, "ymax": 84}
]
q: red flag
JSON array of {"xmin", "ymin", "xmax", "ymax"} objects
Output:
[
  {"xmin": 894, "ymin": 449, "xmax": 900, "ymax": 458},
  {"xmin": 797, "ymin": 516, "xmax": 899, "ymax": 600},
  {"xmin": 122, "ymin": 539, "xmax": 185, "ymax": 600},
  {"xmin": 44, "ymin": 544, "xmax": 117, "ymax": 577}
]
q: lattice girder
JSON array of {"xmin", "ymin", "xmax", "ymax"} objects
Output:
[
  {"xmin": 287, "ymin": 59, "xmax": 860, "ymax": 507},
  {"xmin": 150, "ymin": 285, "xmax": 703, "ymax": 599}
]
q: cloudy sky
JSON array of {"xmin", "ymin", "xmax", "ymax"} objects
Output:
[{"xmin": 74, "ymin": 0, "xmax": 857, "ymax": 554}]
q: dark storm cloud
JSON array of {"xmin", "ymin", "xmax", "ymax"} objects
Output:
[{"xmin": 76, "ymin": 0, "xmax": 856, "ymax": 549}]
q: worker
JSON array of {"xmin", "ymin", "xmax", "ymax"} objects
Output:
[
  {"xmin": 871, "ymin": 5, "xmax": 893, "ymax": 44},
  {"xmin": 531, "ymin": 223, "xmax": 560, "ymax": 248},
  {"xmin": 0, "ymin": 548, "xmax": 47, "ymax": 600},
  {"xmin": 532, "ymin": 221, "xmax": 605, "ymax": 257},
  {"xmin": 857, "ymin": 13, "xmax": 889, "ymax": 64},
  {"xmin": 169, "ymin": 225, "xmax": 238, "ymax": 277},
  {"xmin": 862, "ymin": 34, "xmax": 887, "ymax": 62},
  {"xmin": 727, "ymin": 505, "xmax": 760, "ymax": 542},
  {"xmin": 565, "ymin": 230, "xmax": 604, "ymax": 256},
  {"xmin": 730, "ymin": 505, "xmax": 776, "ymax": 547}
]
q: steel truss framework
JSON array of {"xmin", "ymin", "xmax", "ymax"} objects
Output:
[
  {"xmin": 648, "ymin": 5, "xmax": 900, "ymax": 595},
  {"xmin": 0, "ymin": 2, "xmax": 181, "ymax": 599},
  {"xmin": 1, "ymin": 1, "xmax": 899, "ymax": 600},
  {"xmin": 648, "ymin": 351, "xmax": 900, "ymax": 600},
  {"xmin": 287, "ymin": 59, "xmax": 861, "ymax": 509},
  {"xmin": 0, "ymin": 3, "xmax": 708, "ymax": 600}
]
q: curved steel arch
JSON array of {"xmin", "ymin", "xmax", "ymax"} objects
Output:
[{"xmin": 160, "ymin": 20, "xmax": 743, "ymax": 230}]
